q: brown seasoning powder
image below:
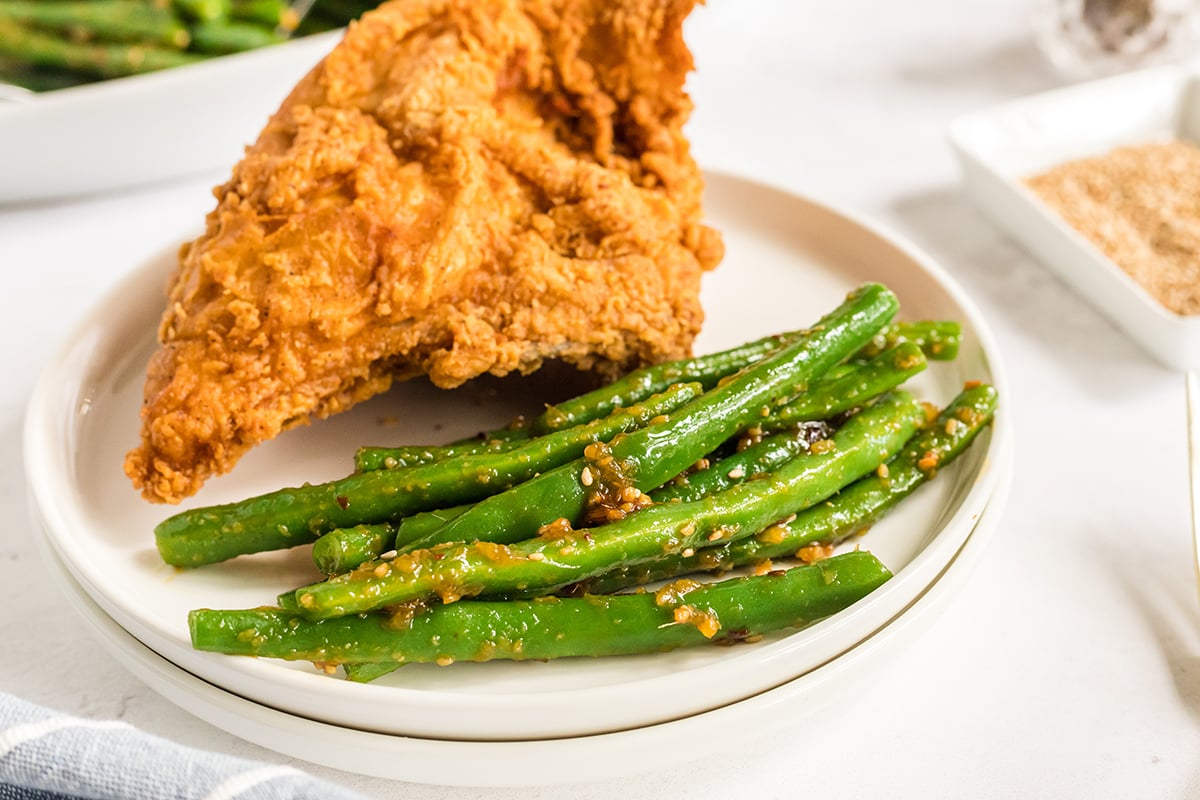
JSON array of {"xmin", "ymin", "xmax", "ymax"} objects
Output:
[{"xmin": 1026, "ymin": 140, "xmax": 1200, "ymax": 316}]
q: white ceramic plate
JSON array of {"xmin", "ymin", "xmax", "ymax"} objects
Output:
[
  {"xmin": 949, "ymin": 63, "xmax": 1200, "ymax": 369},
  {"xmin": 0, "ymin": 31, "xmax": 341, "ymax": 205},
  {"xmin": 33, "ymin": 467, "xmax": 1013, "ymax": 787},
  {"xmin": 24, "ymin": 173, "xmax": 1010, "ymax": 741}
]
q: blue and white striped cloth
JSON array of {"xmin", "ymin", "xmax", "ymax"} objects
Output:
[{"xmin": 0, "ymin": 693, "xmax": 367, "ymax": 800}]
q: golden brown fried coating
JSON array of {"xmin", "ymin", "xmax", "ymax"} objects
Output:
[{"xmin": 125, "ymin": 0, "xmax": 723, "ymax": 503}]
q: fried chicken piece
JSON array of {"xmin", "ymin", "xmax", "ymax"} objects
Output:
[{"xmin": 125, "ymin": 0, "xmax": 723, "ymax": 503}]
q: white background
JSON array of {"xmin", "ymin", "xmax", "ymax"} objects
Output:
[{"xmin": 4, "ymin": 0, "xmax": 1200, "ymax": 797}]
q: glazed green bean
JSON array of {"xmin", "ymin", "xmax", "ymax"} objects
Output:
[
  {"xmin": 398, "ymin": 284, "xmax": 899, "ymax": 554},
  {"xmin": 288, "ymin": 391, "xmax": 922, "ymax": 619},
  {"xmin": 155, "ymin": 382, "xmax": 701, "ymax": 567},
  {"xmin": 311, "ymin": 523, "xmax": 397, "ymax": 576},
  {"xmin": 191, "ymin": 551, "xmax": 892, "ymax": 664},
  {"xmin": 576, "ymin": 384, "xmax": 998, "ymax": 594}
]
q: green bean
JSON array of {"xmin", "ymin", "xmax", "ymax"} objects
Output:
[
  {"xmin": 311, "ymin": 523, "xmax": 396, "ymax": 576},
  {"xmin": 354, "ymin": 336, "xmax": 920, "ymax": 475},
  {"xmin": 391, "ymin": 504, "xmax": 472, "ymax": 547},
  {"xmin": 356, "ymin": 321, "xmax": 947, "ymax": 475},
  {"xmin": 529, "ymin": 332, "xmax": 798, "ymax": 435},
  {"xmin": 191, "ymin": 551, "xmax": 892, "ymax": 664},
  {"xmin": 360, "ymin": 332, "xmax": 802, "ymax": 469},
  {"xmin": 763, "ymin": 341, "xmax": 926, "ymax": 431},
  {"xmin": 0, "ymin": 17, "xmax": 202, "ymax": 79},
  {"xmin": 575, "ymin": 384, "xmax": 998, "ymax": 594},
  {"xmin": 355, "ymin": 425, "xmax": 547, "ymax": 472},
  {"xmin": 343, "ymin": 662, "xmax": 402, "ymax": 682},
  {"xmin": 529, "ymin": 319, "xmax": 954, "ymax": 436},
  {"xmin": 648, "ymin": 423, "xmax": 832, "ymax": 505},
  {"xmin": 155, "ymin": 383, "xmax": 702, "ymax": 567},
  {"xmin": 398, "ymin": 284, "xmax": 899, "ymax": 554},
  {"xmin": 288, "ymin": 391, "xmax": 922, "ymax": 619},
  {"xmin": 855, "ymin": 321, "xmax": 961, "ymax": 363},
  {"xmin": 399, "ymin": 342, "xmax": 923, "ymax": 547}
]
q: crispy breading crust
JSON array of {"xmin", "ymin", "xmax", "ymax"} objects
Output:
[{"xmin": 126, "ymin": 0, "xmax": 723, "ymax": 503}]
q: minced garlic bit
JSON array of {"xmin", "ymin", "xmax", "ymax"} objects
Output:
[
  {"xmin": 1026, "ymin": 140, "xmax": 1200, "ymax": 315},
  {"xmin": 756, "ymin": 524, "xmax": 787, "ymax": 545},
  {"xmin": 876, "ymin": 463, "xmax": 890, "ymax": 479},
  {"xmin": 673, "ymin": 604, "xmax": 721, "ymax": 638},
  {"xmin": 655, "ymin": 578, "xmax": 703, "ymax": 606},
  {"xmin": 537, "ymin": 517, "xmax": 574, "ymax": 538},
  {"xmin": 796, "ymin": 543, "xmax": 834, "ymax": 563},
  {"xmin": 809, "ymin": 439, "xmax": 836, "ymax": 454}
]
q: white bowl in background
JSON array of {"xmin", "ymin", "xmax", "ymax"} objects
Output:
[
  {"xmin": 0, "ymin": 31, "xmax": 341, "ymax": 205},
  {"xmin": 949, "ymin": 63, "xmax": 1200, "ymax": 370}
]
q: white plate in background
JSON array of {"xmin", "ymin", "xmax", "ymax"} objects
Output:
[
  {"xmin": 23, "ymin": 173, "xmax": 1010, "ymax": 741},
  {"xmin": 0, "ymin": 31, "xmax": 341, "ymax": 205},
  {"xmin": 949, "ymin": 64, "xmax": 1200, "ymax": 369}
]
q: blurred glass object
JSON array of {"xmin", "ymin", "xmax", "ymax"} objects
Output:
[{"xmin": 1034, "ymin": 0, "xmax": 1200, "ymax": 78}]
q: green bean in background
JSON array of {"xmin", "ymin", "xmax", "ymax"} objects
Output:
[
  {"xmin": 0, "ymin": 1, "xmax": 191, "ymax": 47},
  {"xmin": 230, "ymin": 0, "xmax": 295, "ymax": 29},
  {"xmin": 172, "ymin": 0, "xmax": 231, "ymax": 23},
  {"xmin": 0, "ymin": 17, "xmax": 202, "ymax": 79},
  {"xmin": 189, "ymin": 18, "xmax": 282, "ymax": 53}
]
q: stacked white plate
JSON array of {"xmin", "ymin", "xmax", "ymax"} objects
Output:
[{"xmin": 24, "ymin": 174, "xmax": 1013, "ymax": 786}]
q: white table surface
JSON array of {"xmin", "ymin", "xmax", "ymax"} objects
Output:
[{"xmin": 4, "ymin": 1, "xmax": 1200, "ymax": 797}]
